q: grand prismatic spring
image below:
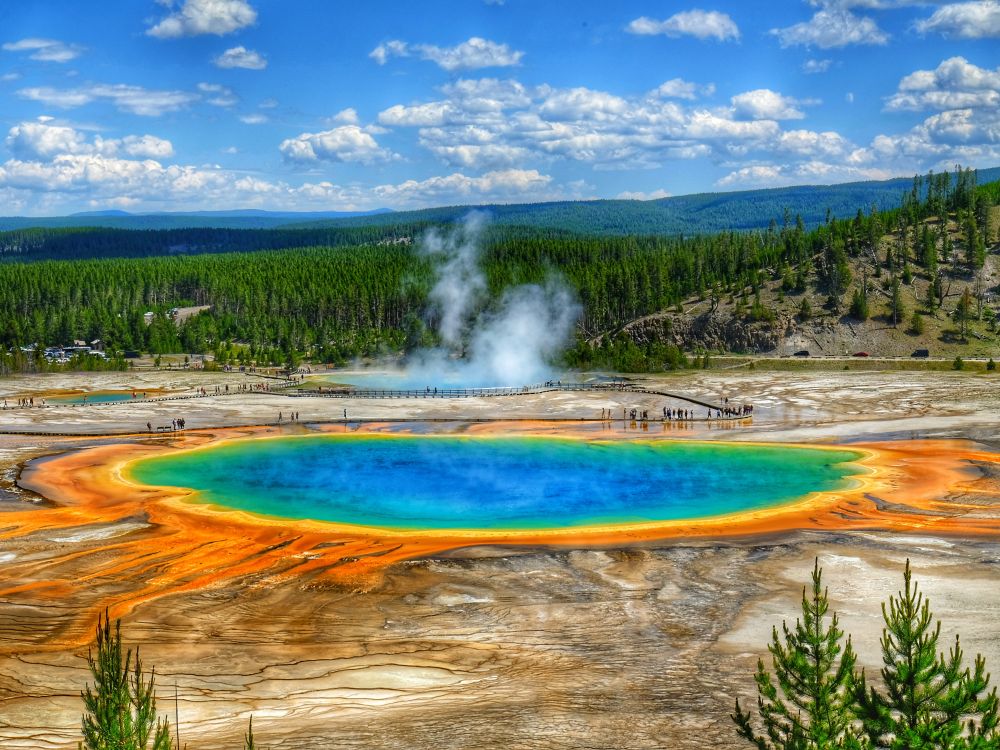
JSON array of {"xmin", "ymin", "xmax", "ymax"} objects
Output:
[{"xmin": 128, "ymin": 435, "xmax": 863, "ymax": 530}]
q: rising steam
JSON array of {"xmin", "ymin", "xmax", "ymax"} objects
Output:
[{"xmin": 400, "ymin": 212, "xmax": 581, "ymax": 387}]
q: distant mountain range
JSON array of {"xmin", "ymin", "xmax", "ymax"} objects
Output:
[
  {"xmin": 2, "ymin": 167, "xmax": 998, "ymax": 235},
  {"xmin": 0, "ymin": 208, "xmax": 391, "ymax": 231}
]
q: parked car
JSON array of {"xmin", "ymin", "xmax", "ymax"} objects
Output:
[
  {"xmin": 853, "ymin": 351, "xmax": 870, "ymax": 357},
  {"xmin": 793, "ymin": 350, "xmax": 810, "ymax": 357},
  {"xmin": 911, "ymin": 349, "xmax": 930, "ymax": 358}
]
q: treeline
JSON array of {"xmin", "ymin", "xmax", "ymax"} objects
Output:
[{"xmin": 0, "ymin": 168, "xmax": 996, "ymax": 373}]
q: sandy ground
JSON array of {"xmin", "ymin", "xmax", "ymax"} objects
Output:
[{"xmin": 0, "ymin": 369, "xmax": 998, "ymax": 749}]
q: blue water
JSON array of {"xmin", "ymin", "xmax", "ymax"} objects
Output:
[
  {"xmin": 49, "ymin": 391, "xmax": 144, "ymax": 404},
  {"xmin": 128, "ymin": 435, "xmax": 862, "ymax": 531}
]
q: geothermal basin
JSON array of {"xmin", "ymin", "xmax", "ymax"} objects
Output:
[{"xmin": 128, "ymin": 435, "xmax": 863, "ymax": 530}]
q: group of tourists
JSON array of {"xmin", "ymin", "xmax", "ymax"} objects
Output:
[
  {"xmin": 5, "ymin": 397, "xmax": 45, "ymax": 408},
  {"xmin": 277, "ymin": 411, "xmax": 302, "ymax": 423},
  {"xmin": 146, "ymin": 418, "xmax": 185, "ymax": 432},
  {"xmin": 599, "ymin": 401, "xmax": 754, "ymax": 422}
]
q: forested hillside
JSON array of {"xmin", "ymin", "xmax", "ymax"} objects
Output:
[
  {"xmin": 287, "ymin": 166, "xmax": 1000, "ymax": 235},
  {"xmin": 0, "ymin": 167, "xmax": 996, "ymax": 374},
  {"xmin": 2, "ymin": 167, "xmax": 997, "ymax": 239}
]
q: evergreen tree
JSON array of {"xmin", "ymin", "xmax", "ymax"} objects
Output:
[
  {"xmin": 955, "ymin": 288, "xmax": 973, "ymax": 340},
  {"xmin": 850, "ymin": 288, "xmax": 870, "ymax": 321},
  {"xmin": 733, "ymin": 559, "xmax": 864, "ymax": 749},
  {"xmin": 799, "ymin": 297, "xmax": 813, "ymax": 321},
  {"xmin": 853, "ymin": 561, "xmax": 999, "ymax": 749},
  {"xmin": 80, "ymin": 610, "xmax": 172, "ymax": 750},
  {"xmin": 908, "ymin": 312, "xmax": 924, "ymax": 336},
  {"xmin": 244, "ymin": 716, "xmax": 260, "ymax": 750},
  {"xmin": 888, "ymin": 279, "xmax": 905, "ymax": 328}
]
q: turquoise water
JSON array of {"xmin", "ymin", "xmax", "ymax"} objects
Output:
[
  {"xmin": 129, "ymin": 436, "xmax": 862, "ymax": 531},
  {"xmin": 49, "ymin": 391, "xmax": 142, "ymax": 404}
]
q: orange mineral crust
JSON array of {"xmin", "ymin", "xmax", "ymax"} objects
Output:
[{"xmin": 3, "ymin": 424, "xmax": 998, "ymax": 652}]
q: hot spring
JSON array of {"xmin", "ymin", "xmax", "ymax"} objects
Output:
[{"xmin": 127, "ymin": 435, "xmax": 863, "ymax": 531}]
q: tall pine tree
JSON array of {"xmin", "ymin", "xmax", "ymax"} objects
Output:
[
  {"xmin": 853, "ymin": 560, "xmax": 999, "ymax": 749},
  {"xmin": 733, "ymin": 559, "xmax": 864, "ymax": 749},
  {"xmin": 80, "ymin": 610, "xmax": 172, "ymax": 750}
]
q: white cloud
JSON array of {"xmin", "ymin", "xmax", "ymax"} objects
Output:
[
  {"xmin": 626, "ymin": 10, "xmax": 740, "ymax": 41},
  {"xmin": 331, "ymin": 108, "xmax": 360, "ymax": 124},
  {"xmin": 0, "ymin": 144, "xmax": 576, "ymax": 212},
  {"xmin": 616, "ymin": 188, "xmax": 671, "ymax": 200},
  {"xmin": 370, "ymin": 37, "xmax": 524, "ymax": 70},
  {"xmin": 716, "ymin": 162, "xmax": 890, "ymax": 188},
  {"xmin": 379, "ymin": 101, "xmax": 455, "ymax": 127},
  {"xmin": 279, "ymin": 125, "xmax": 395, "ymax": 164},
  {"xmin": 914, "ymin": 1, "xmax": 1000, "ymax": 39},
  {"xmin": 731, "ymin": 89, "xmax": 813, "ymax": 120},
  {"xmin": 2, "ymin": 38, "xmax": 83, "ymax": 63},
  {"xmin": 239, "ymin": 113, "xmax": 268, "ymax": 124},
  {"xmin": 5, "ymin": 119, "xmax": 174, "ymax": 160},
  {"xmin": 802, "ymin": 58, "xmax": 833, "ymax": 74},
  {"xmin": 885, "ymin": 57, "xmax": 1000, "ymax": 112},
  {"xmin": 369, "ymin": 40, "xmax": 408, "ymax": 65},
  {"xmin": 537, "ymin": 87, "xmax": 630, "ymax": 120},
  {"xmin": 213, "ymin": 45, "xmax": 267, "ymax": 70},
  {"xmin": 147, "ymin": 0, "xmax": 257, "ymax": 38},
  {"xmin": 771, "ymin": 8, "xmax": 889, "ymax": 48},
  {"xmin": 374, "ymin": 78, "xmax": 843, "ymax": 172},
  {"xmin": 371, "ymin": 168, "xmax": 551, "ymax": 204},
  {"xmin": 18, "ymin": 84, "xmax": 199, "ymax": 116},
  {"xmin": 652, "ymin": 78, "xmax": 715, "ymax": 100},
  {"xmin": 119, "ymin": 134, "xmax": 175, "ymax": 158},
  {"xmin": 197, "ymin": 82, "xmax": 238, "ymax": 107}
]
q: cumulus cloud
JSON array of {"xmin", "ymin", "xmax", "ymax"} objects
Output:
[
  {"xmin": 279, "ymin": 124, "xmax": 396, "ymax": 164},
  {"xmin": 730, "ymin": 89, "xmax": 814, "ymax": 120},
  {"xmin": 616, "ymin": 188, "xmax": 671, "ymax": 200},
  {"xmin": 5, "ymin": 119, "xmax": 174, "ymax": 160},
  {"xmin": 370, "ymin": 37, "xmax": 523, "ymax": 71},
  {"xmin": 2, "ymin": 38, "xmax": 83, "ymax": 63},
  {"xmin": 771, "ymin": 8, "xmax": 889, "ymax": 48},
  {"xmin": 213, "ymin": 45, "xmax": 267, "ymax": 69},
  {"xmin": 885, "ymin": 57, "xmax": 1000, "ymax": 112},
  {"xmin": 331, "ymin": 108, "xmax": 360, "ymax": 124},
  {"xmin": 18, "ymin": 83, "xmax": 199, "ymax": 116},
  {"xmin": 197, "ymin": 82, "xmax": 239, "ymax": 107},
  {"xmin": 0, "ymin": 140, "xmax": 574, "ymax": 213},
  {"xmin": 716, "ymin": 162, "xmax": 890, "ymax": 188},
  {"xmin": 914, "ymin": 1, "xmax": 1000, "ymax": 39},
  {"xmin": 147, "ymin": 0, "xmax": 258, "ymax": 38},
  {"xmin": 374, "ymin": 77, "xmax": 841, "ymax": 172},
  {"xmin": 626, "ymin": 10, "xmax": 740, "ymax": 41},
  {"xmin": 652, "ymin": 78, "xmax": 715, "ymax": 100}
]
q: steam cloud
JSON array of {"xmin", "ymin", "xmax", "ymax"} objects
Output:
[{"xmin": 402, "ymin": 212, "xmax": 581, "ymax": 387}]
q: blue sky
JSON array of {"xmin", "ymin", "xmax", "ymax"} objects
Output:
[{"xmin": 1, "ymin": 0, "xmax": 998, "ymax": 214}]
